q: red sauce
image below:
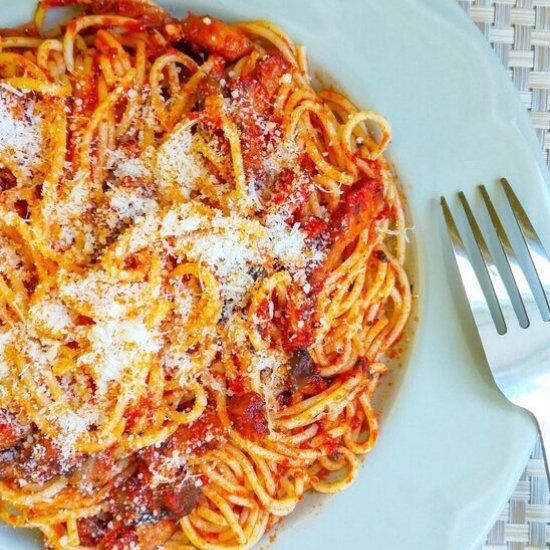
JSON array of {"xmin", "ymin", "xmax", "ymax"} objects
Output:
[
  {"xmin": 125, "ymin": 394, "xmax": 153, "ymax": 430},
  {"xmin": 256, "ymin": 299, "xmax": 271, "ymax": 323},
  {"xmin": 350, "ymin": 416, "xmax": 362, "ymax": 430},
  {"xmin": 89, "ymin": 147, "xmax": 100, "ymax": 181},
  {"xmin": 309, "ymin": 177, "xmax": 384, "ymax": 295},
  {"xmin": 227, "ymin": 392, "xmax": 269, "ymax": 439},
  {"xmin": 170, "ymin": 406, "xmax": 225, "ymax": 456},
  {"xmin": 98, "ymin": 526, "xmax": 138, "ymax": 550},
  {"xmin": 323, "ymin": 435, "xmax": 340, "ymax": 457},
  {"xmin": 251, "ymin": 53, "xmax": 289, "ymax": 99},
  {"xmin": 13, "ymin": 199, "xmax": 29, "ymax": 219},
  {"xmin": 268, "ymin": 169, "xmax": 313, "ymax": 223},
  {"xmin": 228, "ymin": 375, "xmax": 246, "ymax": 395},
  {"xmin": 301, "ymin": 217, "xmax": 327, "ymax": 240},
  {"xmin": 77, "ymin": 516, "xmax": 109, "ymax": 547},
  {"xmin": 181, "ymin": 14, "xmax": 253, "ymax": 63},
  {"xmin": 232, "ymin": 77, "xmax": 270, "ymax": 114},
  {"xmin": 197, "ymin": 79, "xmax": 224, "ymax": 128},
  {"xmin": 0, "ymin": 169, "xmax": 17, "ymax": 193},
  {"xmin": 327, "ymin": 178, "xmax": 384, "ymax": 243},
  {"xmin": 279, "ymin": 287, "xmax": 316, "ymax": 353},
  {"xmin": 40, "ymin": 0, "xmax": 79, "ymax": 6},
  {"xmin": 75, "ymin": 314, "xmax": 95, "ymax": 326},
  {"xmin": 204, "ymin": 53, "xmax": 226, "ymax": 79},
  {"xmin": 95, "ymin": 34, "xmax": 121, "ymax": 61},
  {"xmin": 228, "ymin": 77, "xmax": 270, "ymax": 177},
  {"xmin": 15, "ymin": 436, "xmax": 83, "ymax": 484},
  {"xmin": 0, "ymin": 409, "xmax": 25, "ymax": 452}
]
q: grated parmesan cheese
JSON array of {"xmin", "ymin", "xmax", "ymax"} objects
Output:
[
  {"xmin": 29, "ymin": 299, "xmax": 71, "ymax": 335},
  {"xmin": 54, "ymin": 406, "xmax": 99, "ymax": 461},
  {"xmin": 265, "ymin": 214, "xmax": 307, "ymax": 266},
  {"xmin": 113, "ymin": 157, "xmax": 151, "ymax": 180},
  {"xmin": 60, "ymin": 269, "xmax": 148, "ymax": 321},
  {"xmin": 171, "ymin": 280, "xmax": 195, "ymax": 320},
  {"xmin": 0, "ymin": 235, "xmax": 22, "ymax": 270},
  {"xmin": 162, "ymin": 348, "xmax": 193, "ymax": 378},
  {"xmin": 109, "ymin": 187, "xmax": 156, "ymax": 220},
  {"xmin": 147, "ymin": 450, "xmax": 188, "ymax": 487},
  {"xmin": 0, "ymin": 50, "xmax": 332, "ymax": 472},
  {"xmin": 0, "ymin": 88, "xmax": 42, "ymax": 177},
  {"xmin": 0, "ymin": 331, "xmax": 13, "ymax": 382},
  {"xmin": 79, "ymin": 319, "xmax": 161, "ymax": 394},
  {"xmin": 118, "ymin": 198, "xmax": 323, "ymax": 305},
  {"xmin": 156, "ymin": 122, "xmax": 212, "ymax": 197},
  {"xmin": 280, "ymin": 73, "xmax": 292, "ymax": 85}
]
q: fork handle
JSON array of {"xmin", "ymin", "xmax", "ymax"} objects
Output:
[{"xmin": 533, "ymin": 413, "xmax": 550, "ymax": 490}]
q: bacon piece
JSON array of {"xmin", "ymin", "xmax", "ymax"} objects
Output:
[
  {"xmin": 181, "ymin": 14, "xmax": 253, "ymax": 62},
  {"xmin": 94, "ymin": 0, "xmax": 173, "ymax": 26},
  {"xmin": 169, "ymin": 406, "xmax": 224, "ymax": 456},
  {"xmin": 13, "ymin": 199, "xmax": 28, "ymax": 219},
  {"xmin": 289, "ymin": 350, "xmax": 327, "ymax": 395},
  {"xmin": 73, "ymin": 451, "xmax": 117, "ymax": 490},
  {"xmin": 109, "ymin": 467, "xmax": 200, "ymax": 524},
  {"xmin": 0, "ymin": 168, "xmax": 17, "ymax": 193},
  {"xmin": 251, "ymin": 53, "xmax": 289, "ymax": 98},
  {"xmin": 40, "ymin": 0, "xmax": 79, "ymax": 6},
  {"xmin": 157, "ymin": 481, "xmax": 201, "ymax": 517},
  {"xmin": 100, "ymin": 460, "xmax": 200, "ymax": 549},
  {"xmin": 310, "ymin": 177, "xmax": 385, "ymax": 294},
  {"xmin": 227, "ymin": 391, "xmax": 269, "ymax": 438},
  {"xmin": 109, "ymin": 473, "xmax": 155, "ymax": 524},
  {"xmin": 98, "ymin": 519, "xmax": 178, "ymax": 550},
  {"xmin": 42, "ymin": 0, "xmax": 175, "ymax": 28},
  {"xmin": 230, "ymin": 77, "xmax": 269, "ymax": 176},
  {"xmin": 232, "ymin": 77, "xmax": 270, "ymax": 114},
  {"xmin": 14, "ymin": 435, "xmax": 83, "ymax": 484},
  {"xmin": 289, "ymin": 350, "xmax": 315, "ymax": 390},
  {"xmin": 98, "ymin": 526, "xmax": 138, "ymax": 550},
  {"xmin": 77, "ymin": 515, "xmax": 110, "ymax": 547},
  {"xmin": 0, "ymin": 410, "xmax": 27, "ymax": 452},
  {"xmin": 137, "ymin": 519, "xmax": 177, "ymax": 550}
]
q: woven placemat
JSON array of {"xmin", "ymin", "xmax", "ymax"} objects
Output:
[
  {"xmin": 457, "ymin": 1, "xmax": 550, "ymax": 548},
  {"xmin": 459, "ymin": 0, "xmax": 550, "ymax": 168}
]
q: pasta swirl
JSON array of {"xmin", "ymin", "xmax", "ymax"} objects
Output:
[{"xmin": 0, "ymin": 2, "xmax": 412, "ymax": 549}]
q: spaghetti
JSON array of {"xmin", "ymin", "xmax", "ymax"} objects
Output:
[{"xmin": 0, "ymin": 1, "xmax": 411, "ymax": 548}]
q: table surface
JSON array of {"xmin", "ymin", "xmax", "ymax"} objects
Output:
[{"xmin": 458, "ymin": 1, "xmax": 550, "ymax": 549}]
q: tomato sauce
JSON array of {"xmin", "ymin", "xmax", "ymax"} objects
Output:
[
  {"xmin": 251, "ymin": 53, "xmax": 289, "ymax": 99},
  {"xmin": 309, "ymin": 177, "xmax": 384, "ymax": 295},
  {"xmin": 181, "ymin": 14, "xmax": 253, "ymax": 63},
  {"xmin": 227, "ymin": 392, "xmax": 269, "ymax": 439}
]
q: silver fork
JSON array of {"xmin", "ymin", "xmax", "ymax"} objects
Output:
[{"xmin": 440, "ymin": 178, "xmax": 550, "ymax": 486}]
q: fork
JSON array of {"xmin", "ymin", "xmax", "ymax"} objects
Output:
[{"xmin": 440, "ymin": 178, "xmax": 550, "ymax": 486}]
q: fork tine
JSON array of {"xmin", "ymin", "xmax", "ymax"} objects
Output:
[
  {"xmin": 458, "ymin": 192, "xmax": 515, "ymax": 333},
  {"xmin": 440, "ymin": 196, "xmax": 496, "ymax": 338},
  {"xmin": 500, "ymin": 178, "xmax": 550, "ymax": 318},
  {"xmin": 478, "ymin": 185, "xmax": 541, "ymax": 326}
]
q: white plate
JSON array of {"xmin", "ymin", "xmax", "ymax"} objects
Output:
[{"xmin": 1, "ymin": 1, "xmax": 548, "ymax": 549}]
